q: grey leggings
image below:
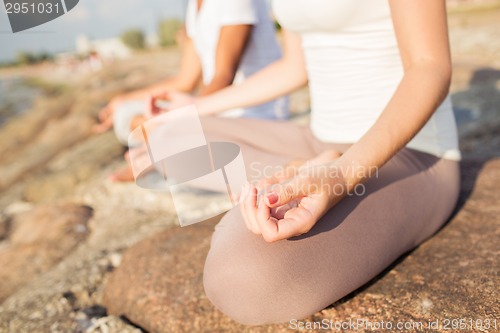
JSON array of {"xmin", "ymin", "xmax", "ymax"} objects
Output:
[{"xmin": 200, "ymin": 117, "xmax": 460, "ymax": 325}]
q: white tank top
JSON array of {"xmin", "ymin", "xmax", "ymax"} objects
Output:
[{"xmin": 273, "ymin": 0, "xmax": 460, "ymax": 160}]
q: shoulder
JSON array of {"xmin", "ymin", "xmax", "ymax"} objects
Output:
[
  {"xmin": 211, "ymin": 0, "xmax": 260, "ymax": 24},
  {"xmin": 209, "ymin": 0, "xmax": 265, "ymax": 13}
]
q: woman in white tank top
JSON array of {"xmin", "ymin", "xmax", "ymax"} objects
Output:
[{"xmin": 167, "ymin": 0, "xmax": 461, "ymax": 324}]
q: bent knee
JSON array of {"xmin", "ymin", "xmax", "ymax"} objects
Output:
[
  {"xmin": 203, "ymin": 250, "xmax": 268, "ymax": 324},
  {"xmin": 203, "ymin": 245, "xmax": 316, "ymax": 325},
  {"xmin": 203, "ymin": 209, "xmax": 325, "ymax": 324}
]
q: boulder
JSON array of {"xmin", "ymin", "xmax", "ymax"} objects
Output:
[
  {"xmin": 0, "ymin": 204, "xmax": 93, "ymax": 302},
  {"xmin": 102, "ymin": 159, "xmax": 499, "ymax": 332}
]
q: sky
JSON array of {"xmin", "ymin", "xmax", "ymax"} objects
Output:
[{"xmin": 0, "ymin": 0, "xmax": 187, "ymax": 62}]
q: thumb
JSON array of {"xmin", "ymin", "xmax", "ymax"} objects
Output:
[
  {"xmin": 264, "ymin": 175, "xmax": 310, "ymax": 208},
  {"xmin": 145, "ymin": 95, "xmax": 155, "ymax": 118},
  {"xmin": 148, "ymin": 92, "xmax": 170, "ymax": 115},
  {"xmin": 98, "ymin": 106, "xmax": 108, "ymax": 121}
]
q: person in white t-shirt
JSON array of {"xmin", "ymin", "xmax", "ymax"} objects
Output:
[
  {"xmin": 94, "ymin": 0, "xmax": 287, "ymax": 181},
  {"xmin": 95, "ymin": 0, "xmax": 287, "ymax": 136},
  {"xmin": 182, "ymin": 0, "xmax": 287, "ymax": 119}
]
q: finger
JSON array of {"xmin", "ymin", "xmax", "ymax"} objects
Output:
[
  {"xmin": 103, "ymin": 116, "xmax": 114, "ymax": 128},
  {"xmin": 256, "ymin": 196, "xmax": 282, "ymax": 243},
  {"xmin": 283, "ymin": 160, "xmax": 304, "ymax": 179},
  {"xmin": 255, "ymin": 175, "xmax": 279, "ymax": 192},
  {"xmin": 239, "ymin": 182, "xmax": 252, "ymax": 231},
  {"xmin": 92, "ymin": 117, "xmax": 113, "ymax": 133},
  {"xmin": 154, "ymin": 91, "xmax": 170, "ymax": 101},
  {"xmin": 98, "ymin": 106, "xmax": 111, "ymax": 121},
  {"xmin": 264, "ymin": 175, "xmax": 308, "ymax": 208},
  {"xmin": 270, "ymin": 199, "xmax": 299, "ymax": 220},
  {"xmin": 149, "ymin": 95, "xmax": 155, "ymax": 113},
  {"xmin": 146, "ymin": 95, "xmax": 156, "ymax": 118},
  {"xmin": 247, "ymin": 183, "xmax": 263, "ymax": 235},
  {"xmin": 241, "ymin": 182, "xmax": 260, "ymax": 235},
  {"xmin": 235, "ymin": 179, "xmax": 251, "ymax": 202},
  {"xmin": 91, "ymin": 123, "xmax": 109, "ymax": 134},
  {"xmin": 272, "ymin": 206, "xmax": 315, "ymax": 241}
]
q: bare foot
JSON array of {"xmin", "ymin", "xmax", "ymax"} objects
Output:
[{"xmin": 108, "ymin": 165, "xmax": 135, "ymax": 182}]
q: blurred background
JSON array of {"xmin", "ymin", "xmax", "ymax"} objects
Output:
[
  {"xmin": 0, "ymin": 0, "xmax": 498, "ymax": 332},
  {"xmin": 0, "ymin": 0, "xmax": 186, "ymax": 62}
]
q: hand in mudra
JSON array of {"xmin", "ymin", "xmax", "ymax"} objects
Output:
[
  {"xmin": 240, "ymin": 150, "xmax": 345, "ymax": 242},
  {"xmin": 146, "ymin": 91, "xmax": 196, "ymax": 118},
  {"xmin": 93, "ymin": 96, "xmax": 125, "ymax": 133}
]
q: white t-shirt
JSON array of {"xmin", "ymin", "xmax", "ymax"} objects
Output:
[
  {"xmin": 273, "ymin": 0, "xmax": 460, "ymax": 160},
  {"xmin": 186, "ymin": 0, "xmax": 288, "ymax": 119}
]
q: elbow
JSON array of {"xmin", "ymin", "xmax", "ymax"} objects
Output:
[
  {"xmin": 213, "ymin": 73, "xmax": 235, "ymax": 86},
  {"xmin": 444, "ymin": 66, "xmax": 452, "ymax": 94},
  {"xmin": 431, "ymin": 61, "xmax": 452, "ymax": 104},
  {"xmin": 295, "ymin": 70, "xmax": 309, "ymax": 88},
  {"xmin": 439, "ymin": 64, "xmax": 452, "ymax": 101},
  {"xmin": 280, "ymin": 58, "xmax": 308, "ymax": 89},
  {"xmin": 438, "ymin": 60, "xmax": 452, "ymax": 95},
  {"xmin": 179, "ymin": 82, "xmax": 199, "ymax": 93},
  {"xmin": 408, "ymin": 58, "xmax": 452, "ymax": 95},
  {"xmin": 208, "ymin": 71, "xmax": 236, "ymax": 90},
  {"xmin": 174, "ymin": 78, "xmax": 200, "ymax": 93}
]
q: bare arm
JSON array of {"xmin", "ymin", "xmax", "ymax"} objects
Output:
[
  {"xmin": 198, "ymin": 24, "xmax": 252, "ymax": 96},
  {"xmin": 335, "ymin": 0, "xmax": 452, "ymax": 188},
  {"xmin": 241, "ymin": 0, "xmax": 453, "ymax": 242},
  {"xmin": 93, "ymin": 37, "xmax": 202, "ymax": 132},
  {"xmin": 195, "ymin": 29, "xmax": 308, "ymax": 115},
  {"xmin": 149, "ymin": 25, "xmax": 257, "ymax": 114},
  {"xmin": 123, "ymin": 37, "xmax": 202, "ymax": 100}
]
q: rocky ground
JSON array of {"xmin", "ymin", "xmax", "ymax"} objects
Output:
[{"xmin": 0, "ymin": 3, "xmax": 499, "ymax": 333}]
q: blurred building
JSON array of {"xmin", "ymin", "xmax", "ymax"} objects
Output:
[{"xmin": 76, "ymin": 34, "xmax": 131, "ymax": 60}]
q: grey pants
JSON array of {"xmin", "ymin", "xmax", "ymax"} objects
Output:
[{"xmin": 200, "ymin": 117, "xmax": 460, "ymax": 325}]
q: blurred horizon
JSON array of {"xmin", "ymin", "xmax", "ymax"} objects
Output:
[{"xmin": 0, "ymin": 0, "xmax": 186, "ymax": 62}]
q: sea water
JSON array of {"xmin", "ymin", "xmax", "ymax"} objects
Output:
[{"xmin": 0, "ymin": 76, "xmax": 41, "ymax": 127}]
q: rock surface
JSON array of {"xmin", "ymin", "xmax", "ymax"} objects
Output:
[
  {"xmin": 0, "ymin": 191, "xmax": 176, "ymax": 332},
  {"xmin": 102, "ymin": 159, "xmax": 499, "ymax": 332},
  {"xmin": 0, "ymin": 204, "xmax": 93, "ymax": 302}
]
